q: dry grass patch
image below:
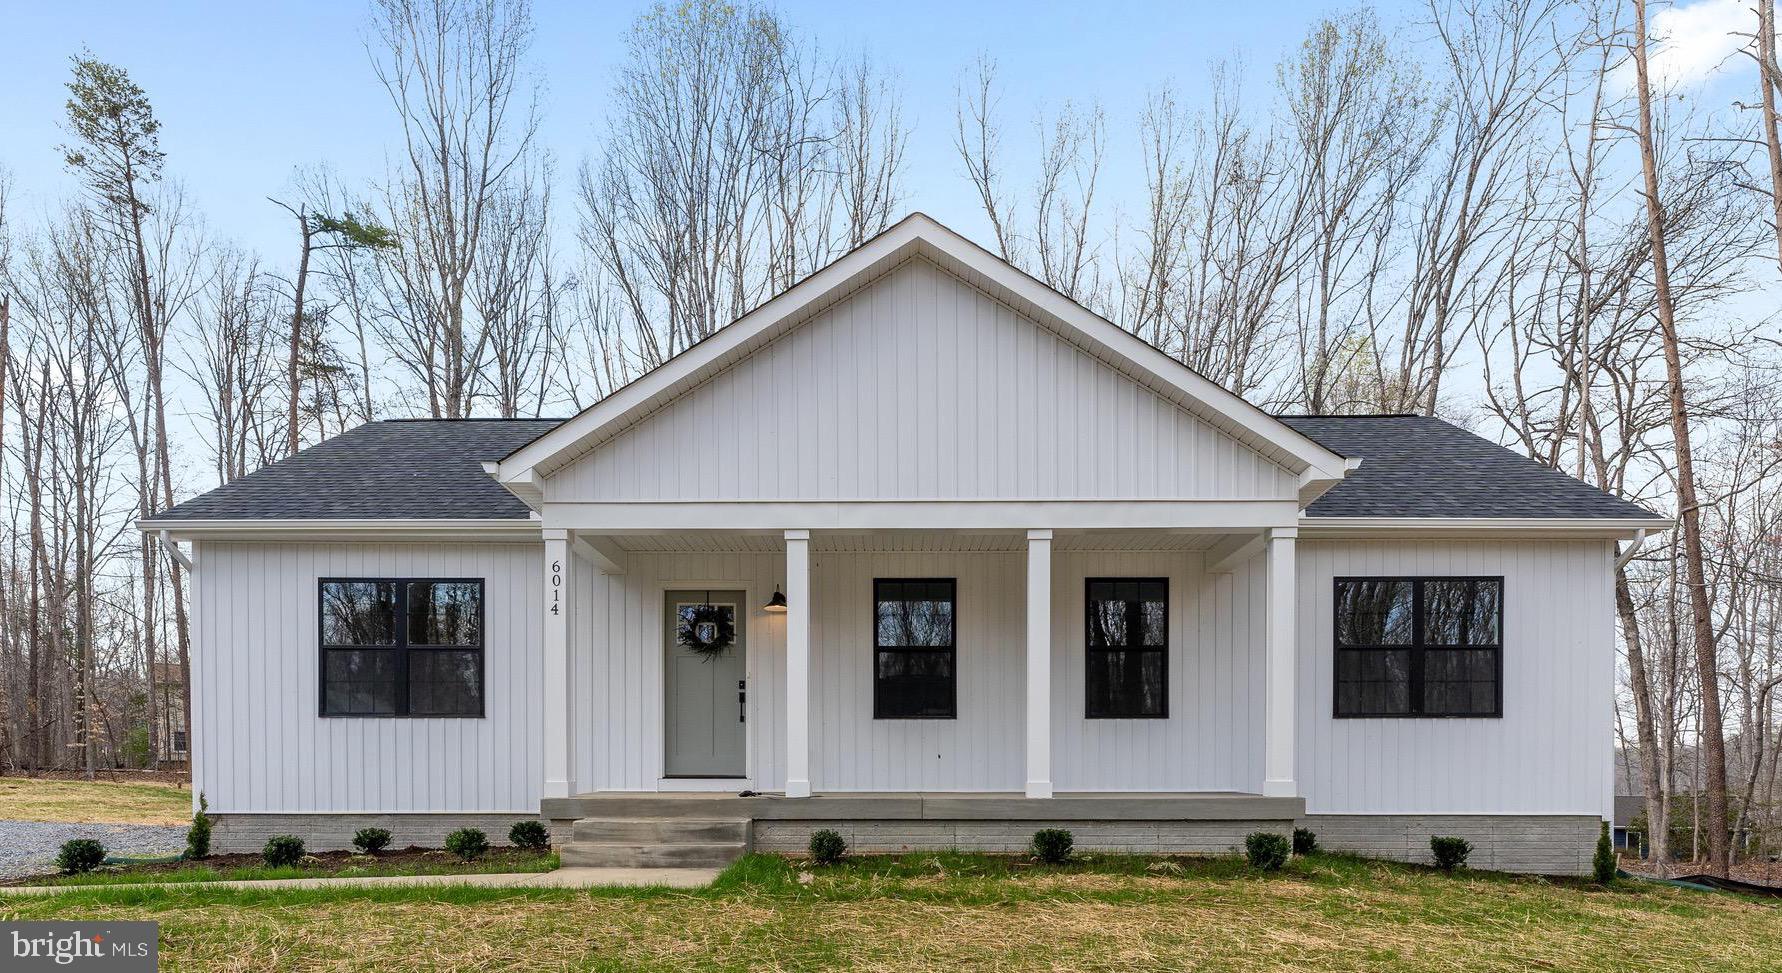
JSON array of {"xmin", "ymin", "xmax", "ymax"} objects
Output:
[
  {"xmin": 0, "ymin": 776, "xmax": 190, "ymax": 825},
  {"xmin": 6, "ymin": 854, "xmax": 1781, "ymax": 971}
]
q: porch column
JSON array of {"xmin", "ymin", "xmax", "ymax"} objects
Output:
[
  {"xmin": 1025, "ymin": 529, "xmax": 1054, "ymax": 798},
  {"xmin": 784, "ymin": 529, "xmax": 812, "ymax": 798},
  {"xmin": 542, "ymin": 529, "xmax": 577, "ymax": 799},
  {"xmin": 1263, "ymin": 527, "xmax": 1297, "ymax": 798}
]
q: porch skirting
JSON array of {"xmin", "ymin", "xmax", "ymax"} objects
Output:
[
  {"xmin": 207, "ymin": 812, "xmax": 543, "ymax": 854},
  {"xmin": 1300, "ymin": 814, "xmax": 1602, "ymax": 876}
]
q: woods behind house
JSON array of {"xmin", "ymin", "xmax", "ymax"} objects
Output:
[{"xmin": 1, "ymin": 0, "xmax": 1781, "ymax": 877}]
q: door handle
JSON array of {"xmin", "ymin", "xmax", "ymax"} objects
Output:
[{"xmin": 738, "ymin": 679, "xmax": 746, "ymax": 723}]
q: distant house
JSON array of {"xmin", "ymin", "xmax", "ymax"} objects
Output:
[
  {"xmin": 151, "ymin": 662, "xmax": 189, "ymax": 769},
  {"xmin": 1614, "ymin": 795, "xmax": 1644, "ymax": 850},
  {"xmin": 141, "ymin": 214, "xmax": 1669, "ymax": 875}
]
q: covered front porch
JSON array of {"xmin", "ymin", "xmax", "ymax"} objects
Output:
[
  {"xmin": 540, "ymin": 789, "xmax": 1306, "ymax": 860},
  {"xmin": 536, "ymin": 521, "xmax": 1303, "ymax": 805}
]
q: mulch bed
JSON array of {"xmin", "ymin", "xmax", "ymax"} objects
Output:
[{"xmin": 2, "ymin": 846, "xmax": 551, "ymax": 886}]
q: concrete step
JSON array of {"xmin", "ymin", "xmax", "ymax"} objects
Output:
[
  {"xmin": 572, "ymin": 817, "xmax": 748, "ymax": 845},
  {"xmin": 559, "ymin": 841, "xmax": 747, "ymax": 869}
]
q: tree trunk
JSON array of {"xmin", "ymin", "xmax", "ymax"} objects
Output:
[
  {"xmin": 1618, "ymin": 567, "xmax": 1671, "ymax": 873},
  {"xmin": 1631, "ymin": 0, "xmax": 1732, "ymax": 878},
  {"xmin": 289, "ymin": 213, "xmax": 312, "ymax": 457},
  {"xmin": 1759, "ymin": 0, "xmax": 1782, "ymax": 273}
]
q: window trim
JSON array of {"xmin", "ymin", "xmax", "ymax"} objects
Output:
[
  {"xmin": 1083, "ymin": 577, "xmax": 1170, "ymax": 720},
  {"xmin": 1332, "ymin": 575, "xmax": 1503, "ymax": 720},
  {"xmin": 317, "ymin": 577, "xmax": 487, "ymax": 719},
  {"xmin": 871, "ymin": 577, "xmax": 958, "ymax": 720}
]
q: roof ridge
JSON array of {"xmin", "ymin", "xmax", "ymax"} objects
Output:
[{"xmin": 377, "ymin": 417, "xmax": 571, "ymax": 423}]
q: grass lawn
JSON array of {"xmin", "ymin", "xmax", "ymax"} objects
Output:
[
  {"xmin": 0, "ymin": 776, "xmax": 191, "ymax": 825},
  {"xmin": 9, "ymin": 848, "xmax": 559, "ymax": 887},
  {"xmin": 5, "ymin": 852, "xmax": 1780, "ymax": 971}
]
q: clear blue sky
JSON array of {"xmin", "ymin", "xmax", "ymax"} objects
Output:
[{"xmin": 0, "ymin": 0, "xmax": 1336, "ymax": 259}]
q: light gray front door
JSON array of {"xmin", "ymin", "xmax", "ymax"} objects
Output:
[{"xmin": 664, "ymin": 590, "xmax": 747, "ymax": 778}]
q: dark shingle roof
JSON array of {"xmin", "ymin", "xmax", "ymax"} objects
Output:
[
  {"xmin": 154, "ymin": 414, "xmax": 1662, "ymax": 523},
  {"xmin": 153, "ymin": 420, "xmax": 563, "ymax": 521},
  {"xmin": 1279, "ymin": 415, "xmax": 1663, "ymax": 521}
]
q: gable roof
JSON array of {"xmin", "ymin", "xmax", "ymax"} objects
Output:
[
  {"xmin": 491, "ymin": 213, "xmax": 1351, "ymax": 503},
  {"xmin": 1279, "ymin": 415, "xmax": 1665, "ymax": 522},
  {"xmin": 149, "ymin": 420, "xmax": 561, "ymax": 524},
  {"xmin": 145, "ymin": 414, "xmax": 1664, "ymax": 528}
]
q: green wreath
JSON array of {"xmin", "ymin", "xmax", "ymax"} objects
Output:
[{"xmin": 677, "ymin": 604, "xmax": 736, "ymax": 657}]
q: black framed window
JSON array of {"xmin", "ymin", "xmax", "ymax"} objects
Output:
[
  {"xmin": 1334, "ymin": 577, "xmax": 1501, "ymax": 718},
  {"xmin": 320, "ymin": 578, "xmax": 484, "ymax": 717},
  {"xmin": 873, "ymin": 578, "xmax": 956, "ymax": 719},
  {"xmin": 1085, "ymin": 578, "xmax": 1168, "ymax": 718}
]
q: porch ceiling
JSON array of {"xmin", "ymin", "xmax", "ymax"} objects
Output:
[{"xmin": 607, "ymin": 530, "xmax": 1230, "ymax": 554}]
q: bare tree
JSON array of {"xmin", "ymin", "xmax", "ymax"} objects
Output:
[
  {"xmin": 368, "ymin": 0, "xmax": 539, "ymax": 418},
  {"xmin": 581, "ymin": 0, "xmax": 907, "ymax": 370},
  {"xmin": 1631, "ymin": 0, "xmax": 1732, "ymax": 877}
]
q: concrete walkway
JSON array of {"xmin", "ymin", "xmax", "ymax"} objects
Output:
[{"xmin": 0, "ymin": 866, "xmax": 719, "ymax": 896}]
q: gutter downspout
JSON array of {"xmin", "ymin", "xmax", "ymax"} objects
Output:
[
  {"xmin": 1614, "ymin": 528, "xmax": 1647, "ymax": 570},
  {"xmin": 158, "ymin": 530, "xmax": 194, "ymax": 571}
]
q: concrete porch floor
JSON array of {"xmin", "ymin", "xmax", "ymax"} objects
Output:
[{"xmin": 542, "ymin": 791, "xmax": 1306, "ymax": 822}]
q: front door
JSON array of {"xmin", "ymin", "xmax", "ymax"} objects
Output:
[{"xmin": 664, "ymin": 590, "xmax": 747, "ymax": 778}]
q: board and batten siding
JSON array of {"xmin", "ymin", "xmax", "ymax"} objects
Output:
[
  {"xmin": 1294, "ymin": 538, "xmax": 1616, "ymax": 817},
  {"xmin": 549, "ymin": 257, "xmax": 1297, "ymax": 503},
  {"xmin": 574, "ymin": 546, "xmax": 1268, "ymax": 794},
  {"xmin": 190, "ymin": 535, "xmax": 1613, "ymax": 815},
  {"xmin": 191, "ymin": 541, "xmax": 545, "ymax": 814}
]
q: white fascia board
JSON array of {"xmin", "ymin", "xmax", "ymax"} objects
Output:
[
  {"xmin": 542, "ymin": 499, "xmax": 1300, "ymax": 533},
  {"xmin": 494, "ymin": 212, "xmax": 1349, "ymax": 485},
  {"xmin": 137, "ymin": 518, "xmax": 544, "ymax": 542},
  {"xmin": 1297, "ymin": 516, "xmax": 1673, "ymax": 539}
]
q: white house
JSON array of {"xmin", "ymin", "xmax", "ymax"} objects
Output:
[{"xmin": 142, "ymin": 214, "xmax": 1666, "ymax": 874}]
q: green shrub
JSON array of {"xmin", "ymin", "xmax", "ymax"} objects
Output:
[
  {"xmin": 56, "ymin": 838, "xmax": 106, "ymax": 875},
  {"xmin": 808, "ymin": 829, "xmax": 846, "ymax": 865},
  {"xmin": 445, "ymin": 827, "xmax": 489, "ymax": 861},
  {"xmin": 353, "ymin": 827, "xmax": 393, "ymax": 855},
  {"xmin": 1245, "ymin": 831, "xmax": 1290, "ymax": 870},
  {"xmin": 1292, "ymin": 827, "xmax": 1317, "ymax": 855},
  {"xmin": 262, "ymin": 834, "xmax": 306, "ymax": 867},
  {"xmin": 1030, "ymin": 828, "xmax": 1074, "ymax": 864},
  {"xmin": 185, "ymin": 793, "xmax": 212, "ymax": 860},
  {"xmin": 1430, "ymin": 836, "xmax": 1471, "ymax": 872},
  {"xmin": 1594, "ymin": 820, "xmax": 1617, "ymax": 884},
  {"xmin": 509, "ymin": 820, "xmax": 550, "ymax": 850}
]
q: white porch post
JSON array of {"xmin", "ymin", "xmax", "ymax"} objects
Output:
[
  {"xmin": 1263, "ymin": 527, "xmax": 1297, "ymax": 798},
  {"xmin": 1025, "ymin": 529, "xmax": 1054, "ymax": 798},
  {"xmin": 542, "ymin": 528, "xmax": 577, "ymax": 799},
  {"xmin": 784, "ymin": 529, "xmax": 812, "ymax": 798}
]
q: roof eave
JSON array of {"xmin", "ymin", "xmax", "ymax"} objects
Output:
[
  {"xmin": 138, "ymin": 517, "xmax": 542, "ymax": 542},
  {"xmin": 1297, "ymin": 515, "xmax": 1673, "ymax": 539}
]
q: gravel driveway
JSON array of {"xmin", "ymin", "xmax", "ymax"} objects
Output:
[{"xmin": 0, "ymin": 821, "xmax": 186, "ymax": 879}]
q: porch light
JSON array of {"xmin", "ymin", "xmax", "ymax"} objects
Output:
[{"xmin": 764, "ymin": 586, "xmax": 788, "ymax": 613}]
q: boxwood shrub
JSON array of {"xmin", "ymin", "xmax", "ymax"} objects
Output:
[
  {"xmin": 353, "ymin": 827, "xmax": 393, "ymax": 855},
  {"xmin": 262, "ymin": 834, "xmax": 306, "ymax": 867},
  {"xmin": 1245, "ymin": 831, "xmax": 1290, "ymax": 871},
  {"xmin": 1430, "ymin": 836, "xmax": 1472, "ymax": 872},
  {"xmin": 1030, "ymin": 828, "xmax": 1074, "ymax": 864},
  {"xmin": 446, "ymin": 827, "xmax": 489, "ymax": 861},
  {"xmin": 510, "ymin": 820, "xmax": 550, "ymax": 850},
  {"xmin": 808, "ymin": 829, "xmax": 846, "ymax": 865},
  {"xmin": 56, "ymin": 838, "xmax": 106, "ymax": 875}
]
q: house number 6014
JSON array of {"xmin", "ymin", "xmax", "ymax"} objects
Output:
[{"xmin": 550, "ymin": 560, "xmax": 562, "ymax": 615}]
